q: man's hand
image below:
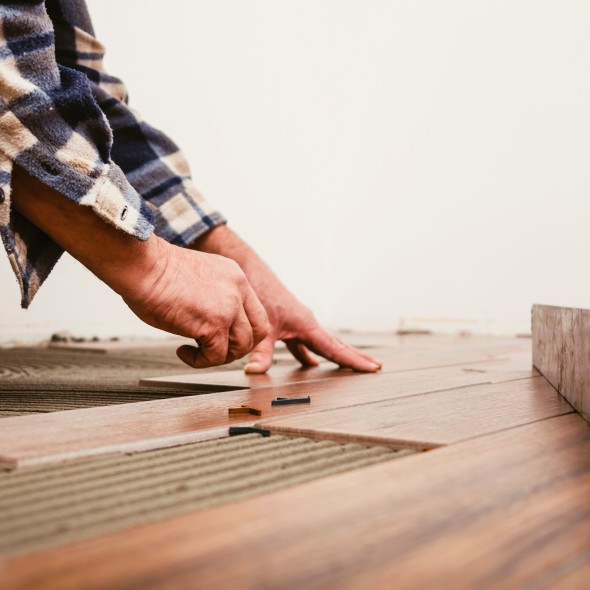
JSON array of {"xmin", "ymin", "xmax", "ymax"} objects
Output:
[
  {"xmin": 11, "ymin": 166, "xmax": 269, "ymax": 368},
  {"xmin": 243, "ymin": 291, "xmax": 382, "ymax": 374},
  {"xmin": 123, "ymin": 243, "xmax": 269, "ymax": 368},
  {"xmin": 193, "ymin": 225, "xmax": 383, "ymax": 374}
]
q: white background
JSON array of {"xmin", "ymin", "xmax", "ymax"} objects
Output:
[{"xmin": 1, "ymin": 0, "xmax": 589, "ymax": 342}]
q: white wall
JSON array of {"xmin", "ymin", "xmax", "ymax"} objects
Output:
[{"xmin": 2, "ymin": 0, "xmax": 590, "ymax": 342}]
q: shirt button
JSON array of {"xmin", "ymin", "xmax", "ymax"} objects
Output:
[{"xmin": 0, "ymin": 188, "xmax": 5, "ymax": 204}]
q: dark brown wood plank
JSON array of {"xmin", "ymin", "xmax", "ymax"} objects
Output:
[
  {"xmin": 256, "ymin": 376, "xmax": 573, "ymax": 448},
  {"xmin": 0, "ymin": 363, "xmax": 534, "ymax": 469},
  {"xmin": 532, "ymin": 304, "xmax": 590, "ymax": 424},
  {"xmin": 2, "ymin": 414, "xmax": 590, "ymax": 589}
]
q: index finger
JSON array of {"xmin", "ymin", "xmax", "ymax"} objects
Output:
[{"xmin": 302, "ymin": 328, "xmax": 382, "ymax": 372}]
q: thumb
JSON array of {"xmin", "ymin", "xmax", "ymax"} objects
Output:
[{"xmin": 244, "ymin": 335, "xmax": 275, "ymax": 374}]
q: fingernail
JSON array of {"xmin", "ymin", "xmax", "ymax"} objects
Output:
[{"xmin": 369, "ymin": 362, "xmax": 381, "ymax": 371}]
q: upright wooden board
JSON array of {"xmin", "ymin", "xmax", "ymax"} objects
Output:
[
  {"xmin": 3, "ymin": 414, "xmax": 590, "ymax": 590},
  {"xmin": 532, "ymin": 304, "xmax": 590, "ymax": 424},
  {"xmin": 256, "ymin": 376, "xmax": 573, "ymax": 448}
]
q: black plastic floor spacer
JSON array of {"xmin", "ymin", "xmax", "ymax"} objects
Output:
[
  {"xmin": 271, "ymin": 396, "xmax": 311, "ymax": 406},
  {"xmin": 228, "ymin": 426, "xmax": 271, "ymax": 437}
]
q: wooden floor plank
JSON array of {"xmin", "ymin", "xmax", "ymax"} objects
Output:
[
  {"xmin": 256, "ymin": 376, "xmax": 573, "ymax": 448},
  {"xmin": 2, "ymin": 414, "xmax": 590, "ymax": 590},
  {"xmin": 0, "ymin": 362, "xmax": 534, "ymax": 469},
  {"xmin": 140, "ymin": 342, "xmax": 533, "ymax": 391},
  {"xmin": 140, "ymin": 362, "xmax": 376, "ymax": 391}
]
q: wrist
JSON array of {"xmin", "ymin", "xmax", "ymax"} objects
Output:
[
  {"xmin": 191, "ymin": 223, "xmax": 238, "ymax": 255},
  {"xmin": 111, "ymin": 234, "xmax": 168, "ymax": 304},
  {"xmin": 11, "ymin": 164, "xmax": 169, "ymax": 303}
]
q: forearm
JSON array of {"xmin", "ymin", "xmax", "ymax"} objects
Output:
[
  {"xmin": 192, "ymin": 224, "xmax": 258, "ymax": 268},
  {"xmin": 11, "ymin": 165, "xmax": 164, "ymax": 302}
]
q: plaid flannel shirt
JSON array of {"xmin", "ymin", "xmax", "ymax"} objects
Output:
[{"xmin": 0, "ymin": 0, "xmax": 225, "ymax": 308}]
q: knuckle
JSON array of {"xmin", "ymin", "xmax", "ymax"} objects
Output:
[
  {"xmin": 226, "ymin": 259, "xmax": 244, "ymax": 279},
  {"xmin": 237, "ymin": 333, "xmax": 255, "ymax": 356},
  {"xmin": 332, "ymin": 336, "xmax": 348, "ymax": 351},
  {"xmin": 206, "ymin": 345, "xmax": 228, "ymax": 365},
  {"xmin": 305, "ymin": 307, "xmax": 317, "ymax": 322},
  {"xmin": 258, "ymin": 318, "xmax": 270, "ymax": 342},
  {"xmin": 211, "ymin": 306, "xmax": 235, "ymax": 328}
]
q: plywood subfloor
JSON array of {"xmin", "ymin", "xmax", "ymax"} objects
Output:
[{"xmin": 2, "ymin": 333, "xmax": 587, "ymax": 589}]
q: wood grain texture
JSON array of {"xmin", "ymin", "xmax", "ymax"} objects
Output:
[
  {"xmin": 140, "ymin": 363, "xmax": 370, "ymax": 391},
  {"xmin": 47, "ymin": 337, "xmax": 193, "ymax": 353},
  {"xmin": 0, "ymin": 363, "xmax": 533, "ymax": 469},
  {"xmin": 532, "ymin": 304, "xmax": 590, "ymax": 424},
  {"xmin": 3, "ymin": 414, "xmax": 590, "ymax": 590},
  {"xmin": 140, "ymin": 341, "xmax": 534, "ymax": 391},
  {"xmin": 256, "ymin": 376, "xmax": 573, "ymax": 448}
]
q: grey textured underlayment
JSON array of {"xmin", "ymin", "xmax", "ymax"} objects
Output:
[
  {"xmin": 0, "ymin": 433, "xmax": 416, "ymax": 558},
  {"xmin": 0, "ymin": 346, "xmax": 249, "ymax": 416}
]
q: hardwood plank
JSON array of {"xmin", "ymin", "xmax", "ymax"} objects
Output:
[
  {"xmin": 0, "ymin": 364, "xmax": 533, "ymax": 469},
  {"xmin": 532, "ymin": 304, "xmax": 590, "ymax": 425},
  {"xmin": 47, "ymin": 337, "xmax": 193, "ymax": 353},
  {"xmin": 140, "ymin": 345, "xmax": 533, "ymax": 391},
  {"xmin": 140, "ymin": 363, "xmax": 372, "ymax": 391},
  {"xmin": 256, "ymin": 376, "xmax": 573, "ymax": 448},
  {"xmin": 459, "ymin": 351, "xmax": 535, "ymax": 373},
  {"xmin": 2, "ymin": 414, "xmax": 590, "ymax": 589}
]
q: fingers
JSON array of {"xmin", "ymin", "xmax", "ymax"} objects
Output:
[
  {"xmin": 176, "ymin": 343, "xmax": 202, "ymax": 368},
  {"xmin": 244, "ymin": 337, "xmax": 323, "ymax": 374},
  {"xmin": 244, "ymin": 335, "xmax": 276, "ymax": 374},
  {"xmin": 285, "ymin": 340, "xmax": 320, "ymax": 368},
  {"xmin": 178, "ymin": 305, "xmax": 263, "ymax": 369},
  {"xmin": 243, "ymin": 287, "xmax": 270, "ymax": 348},
  {"xmin": 302, "ymin": 328, "xmax": 382, "ymax": 372},
  {"xmin": 175, "ymin": 277, "xmax": 269, "ymax": 370},
  {"xmin": 176, "ymin": 331, "xmax": 229, "ymax": 369}
]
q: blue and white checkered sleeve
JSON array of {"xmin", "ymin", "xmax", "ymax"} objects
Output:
[
  {"xmin": 0, "ymin": 2, "xmax": 156, "ymax": 308},
  {"xmin": 54, "ymin": 21, "xmax": 227, "ymax": 249}
]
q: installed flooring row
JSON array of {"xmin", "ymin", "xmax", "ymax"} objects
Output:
[
  {"xmin": 2, "ymin": 335, "xmax": 589, "ymax": 589},
  {"xmin": 0, "ymin": 337, "xmax": 536, "ymax": 468}
]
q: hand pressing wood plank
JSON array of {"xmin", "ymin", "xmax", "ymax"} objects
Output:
[
  {"xmin": 0, "ymin": 364, "xmax": 534, "ymax": 469},
  {"xmin": 256, "ymin": 376, "xmax": 573, "ymax": 449},
  {"xmin": 2, "ymin": 414, "xmax": 590, "ymax": 590},
  {"xmin": 532, "ymin": 304, "xmax": 590, "ymax": 425}
]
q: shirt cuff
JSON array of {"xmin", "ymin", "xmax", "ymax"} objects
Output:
[{"xmin": 0, "ymin": 151, "xmax": 154, "ymax": 308}]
